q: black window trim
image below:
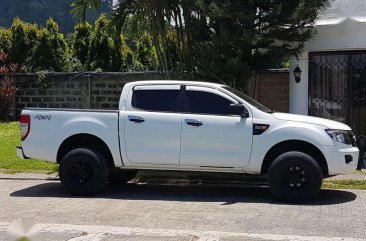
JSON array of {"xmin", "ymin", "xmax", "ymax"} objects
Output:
[{"xmin": 129, "ymin": 83, "xmax": 251, "ymax": 117}]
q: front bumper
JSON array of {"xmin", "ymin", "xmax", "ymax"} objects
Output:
[
  {"xmin": 16, "ymin": 146, "xmax": 27, "ymax": 159},
  {"xmin": 321, "ymin": 145, "xmax": 359, "ymax": 175}
]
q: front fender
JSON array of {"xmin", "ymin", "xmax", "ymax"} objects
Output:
[{"xmin": 246, "ymin": 121, "xmax": 332, "ymax": 173}]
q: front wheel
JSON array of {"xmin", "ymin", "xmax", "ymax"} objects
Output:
[
  {"xmin": 268, "ymin": 151, "xmax": 323, "ymax": 203},
  {"xmin": 59, "ymin": 148, "xmax": 109, "ymax": 196}
]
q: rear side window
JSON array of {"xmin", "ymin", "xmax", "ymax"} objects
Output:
[
  {"xmin": 184, "ymin": 90, "xmax": 234, "ymax": 115},
  {"xmin": 132, "ymin": 89, "xmax": 180, "ymax": 112}
]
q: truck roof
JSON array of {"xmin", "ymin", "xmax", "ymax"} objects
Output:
[{"xmin": 126, "ymin": 80, "xmax": 226, "ymax": 88}]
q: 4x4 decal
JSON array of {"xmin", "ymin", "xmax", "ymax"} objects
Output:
[{"xmin": 34, "ymin": 115, "xmax": 52, "ymax": 121}]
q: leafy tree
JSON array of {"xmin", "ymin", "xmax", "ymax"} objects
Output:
[
  {"xmin": 10, "ymin": 18, "xmax": 40, "ymax": 69},
  {"xmin": 0, "ymin": 0, "xmax": 112, "ymax": 33},
  {"xmin": 25, "ymin": 18, "xmax": 70, "ymax": 72},
  {"xmin": 0, "ymin": 28, "xmax": 12, "ymax": 54},
  {"xmin": 88, "ymin": 14, "xmax": 115, "ymax": 71},
  {"xmin": 71, "ymin": 22, "xmax": 93, "ymax": 66},
  {"xmin": 71, "ymin": 0, "xmax": 103, "ymax": 25},
  {"xmin": 0, "ymin": 16, "xmax": 153, "ymax": 72},
  {"xmin": 120, "ymin": 35, "xmax": 144, "ymax": 71},
  {"xmin": 136, "ymin": 32, "xmax": 158, "ymax": 71},
  {"xmin": 87, "ymin": 14, "xmax": 140, "ymax": 72},
  {"xmin": 80, "ymin": 0, "xmax": 331, "ymax": 87}
]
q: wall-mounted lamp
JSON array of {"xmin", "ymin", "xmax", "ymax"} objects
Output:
[{"xmin": 293, "ymin": 65, "xmax": 302, "ymax": 83}]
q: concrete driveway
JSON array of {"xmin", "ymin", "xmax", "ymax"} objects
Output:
[{"xmin": 0, "ymin": 173, "xmax": 365, "ymax": 241}]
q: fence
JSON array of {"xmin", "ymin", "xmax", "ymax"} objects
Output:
[
  {"xmin": 247, "ymin": 69, "xmax": 290, "ymax": 113},
  {"xmin": 10, "ymin": 70, "xmax": 290, "ymax": 118}
]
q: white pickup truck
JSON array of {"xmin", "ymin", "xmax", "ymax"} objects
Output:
[{"xmin": 17, "ymin": 80, "xmax": 359, "ymax": 202}]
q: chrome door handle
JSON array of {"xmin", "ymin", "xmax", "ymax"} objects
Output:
[
  {"xmin": 185, "ymin": 119, "xmax": 203, "ymax": 127},
  {"xmin": 128, "ymin": 115, "xmax": 145, "ymax": 123}
]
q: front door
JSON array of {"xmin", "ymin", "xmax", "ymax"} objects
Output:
[
  {"xmin": 309, "ymin": 51, "xmax": 366, "ymax": 135},
  {"xmin": 180, "ymin": 86, "xmax": 253, "ymax": 168},
  {"xmin": 124, "ymin": 84, "xmax": 182, "ymax": 165}
]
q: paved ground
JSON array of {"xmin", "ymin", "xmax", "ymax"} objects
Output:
[{"xmin": 0, "ymin": 173, "xmax": 365, "ymax": 241}]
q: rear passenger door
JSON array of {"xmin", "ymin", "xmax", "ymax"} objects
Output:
[
  {"xmin": 180, "ymin": 86, "xmax": 252, "ymax": 168},
  {"xmin": 124, "ymin": 85, "xmax": 182, "ymax": 165}
]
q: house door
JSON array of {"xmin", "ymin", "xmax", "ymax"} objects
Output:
[{"xmin": 309, "ymin": 51, "xmax": 366, "ymax": 161}]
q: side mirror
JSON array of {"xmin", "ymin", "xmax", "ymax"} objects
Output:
[{"xmin": 229, "ymin": 103, "xmax": 249, "ymax": 118}]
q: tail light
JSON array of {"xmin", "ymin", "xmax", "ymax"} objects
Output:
[{"xmin": 20, "ymin": 114, "xmax": 31, "ymax": 141}]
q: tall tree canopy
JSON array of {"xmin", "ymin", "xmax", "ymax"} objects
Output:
[
  {"xmin": 0, "ymin": 16, "xmax": 152, "ymax": 72},
  {"xmin": 72, "ymin": 0, "xmax": 331, "ymax": 87},
  {"xmin": 0, "ymin": 0, "xmax": 113, "ymax": 33}
]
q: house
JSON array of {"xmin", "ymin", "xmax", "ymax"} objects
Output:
[{"xmin": 289, "ymin": 0, "xmax": 366, "ymax": 162}]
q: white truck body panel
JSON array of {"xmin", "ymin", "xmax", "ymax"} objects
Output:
[
  {"xmin": 18, "ymin": 80, "xmax": 359, "ymax": 176},
  {"xmin": 21, "ymin": 109, "xmax": 123, "ymax": 167}
]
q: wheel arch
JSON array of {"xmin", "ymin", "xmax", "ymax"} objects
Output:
[
  {"xmin": 261, "ymin": 140, "xmax": 328, "ymax": 176},
  {"xmin": 57, "ymin": 133, "xmax": 115, "ymax": 169}
]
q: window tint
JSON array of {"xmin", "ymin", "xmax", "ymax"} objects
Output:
[
  {"xmin": 185, "ymin": 90, "xmax": 234, "ymax": 115},
  {"xmin": 132, "ymin": 89, "xmax": 180, "ymax": 112}
]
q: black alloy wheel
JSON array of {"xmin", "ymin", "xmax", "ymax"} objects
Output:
[
  {"xmin": 70, "ymin": 159, "xmax": 94, "ymax": 184},
  {"xmin": 268, "ymin": 151, "xmax": 323, "ymax": 203},
  {"xmin": 60, "ymin": 148, "xmax": 109, "ymax": 196}
]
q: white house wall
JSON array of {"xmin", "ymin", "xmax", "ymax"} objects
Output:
[
  {"xmin": 290, "ymin": 3, "xmax": 366, "ymax": 115},
  {"xmin": 305, "ymin": 20, "xmax": 366, "ymax": 52}
]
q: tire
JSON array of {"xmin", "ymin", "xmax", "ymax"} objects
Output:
[
  {"xmin": 108, "ymin": 169, "xmax": 137, "ymax": 184},
  {"xmin": 59, "ymin": 148, "xmax": 109, "ymax": 196},
  {"xmin": 267, "ymin": 151, "xmax": 323, "ymax": 203}
]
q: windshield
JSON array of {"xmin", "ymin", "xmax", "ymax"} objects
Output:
[{"xmin": 223, "ymin": 86, "xmax": 273, "ymax": 113}]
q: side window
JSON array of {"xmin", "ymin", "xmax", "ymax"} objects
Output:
[
  {"xmin": 185, "ymin": 90, "xmax": 234, "ymax": 115},
  {"xmin": 132, "ymin": 89, "xmax": 180, "ymax": 112}
]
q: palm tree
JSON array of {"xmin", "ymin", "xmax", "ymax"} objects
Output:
[{"xmin": 71, "ymin": 0, "xmax": 103, "ymax": 24}]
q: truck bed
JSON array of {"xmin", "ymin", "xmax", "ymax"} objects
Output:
[{"xmin": 20, "ymin": 107, "xmax": 122, "ymax": 166}]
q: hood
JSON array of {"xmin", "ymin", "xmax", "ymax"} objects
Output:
[{"xmin": 272, "ymin": 112, "xmax": 351, "ymax": 130}]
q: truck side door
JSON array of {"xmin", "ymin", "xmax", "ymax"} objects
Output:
[
  {"xmin": 123, "ymin": 84, "xmax": 182, "ymax": 165},
  {"xmin": 180, "ymin": 86, "xmax": 253, "ymax": 168}
]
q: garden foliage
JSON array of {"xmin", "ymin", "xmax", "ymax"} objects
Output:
[
  {"xmin": 0, "ymin": 0, "xmax": 112, "ymax": 33},
  {"xmin": 81, "ymin": 0, "xmax": 332, "ymax": 87},
  {"xmin": 0, "ymin": 17, "xmax": 155, "ymax": 73},
  {"xmin": 0, "ymin": 52, "xmax": 17, "ymax": 122}
]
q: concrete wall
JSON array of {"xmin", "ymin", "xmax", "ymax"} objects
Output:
[
  {"xmin": 14, "ymin": 71, "xmax": 163, "ymax": 116},
  {"xmin": 13, "ymin": 70, "xmax": 290, "ymax": 118}
]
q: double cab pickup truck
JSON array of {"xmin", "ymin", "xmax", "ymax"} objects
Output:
[{"xmin": 17, "ymin": 81, "xmax": 359, "ymax": 202}]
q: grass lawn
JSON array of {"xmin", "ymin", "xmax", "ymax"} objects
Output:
[
  {"xmin": 0, "ymin": 122, "xmax": 58, "ymax": 174},
  {"xmin": 323, "ymin": 180, "xmax": 366, "ymax": 190}
]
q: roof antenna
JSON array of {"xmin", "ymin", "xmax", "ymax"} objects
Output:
[{"xmin": 195, "ymin": 61, "xmax": 228, "ymax": 86}]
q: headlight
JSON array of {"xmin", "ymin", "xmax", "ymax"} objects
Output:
[{"xmin": 325, "ymin": 129, "xmax": 355, "ymax": 145}]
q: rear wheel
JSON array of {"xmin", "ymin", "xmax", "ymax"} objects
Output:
[
  {"xmin": 268, "ymin": 151, "xmax": 323, "ymax": 202},
  {"xmin": 59, "ymin": 148, "xmax": 109, "ymax": 196}
]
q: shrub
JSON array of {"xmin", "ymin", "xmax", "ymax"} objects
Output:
[
  {"xmin": 25, "ymin": 18, "xmax": 70, "ymax": 72},
  {"xmin": 136, "ymin": 32, "xmax": 158, "ymax": 71},
  {"xmin": 10, "ymin": 18, "xmax": 40, "ymax": 70},
  {"xmin": 71, "ymin": 22, "xmax": 93, "ymax": 67},
  {"xmin": 88, "ymin": 14, "xmax": 115, "ymax": 71},
  {"xmin": 0, "ymin": 52, "xmax": 17, "ymax": 122},
  {"xmin": 0, "ymin": 28, "xmax": 12, "ymax": 54}
]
